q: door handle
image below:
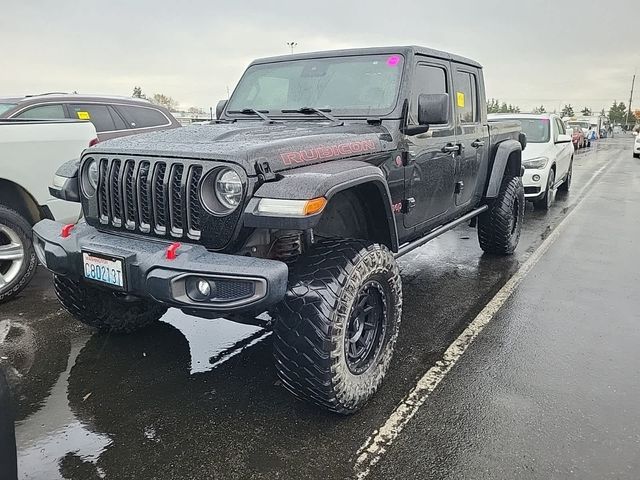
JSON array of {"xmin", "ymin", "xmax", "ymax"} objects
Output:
[
  {"xmin": 471, "ymin": 139, "xmax": 485, "ymax": 148},
  {"xmin": 441, "ymin": 143, "xmax": 460, "ymax": 153}
]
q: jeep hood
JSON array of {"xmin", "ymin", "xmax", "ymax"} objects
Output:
[{"xmin": 89, "ymin": 121, "xmax": 397, "ymax": 174}]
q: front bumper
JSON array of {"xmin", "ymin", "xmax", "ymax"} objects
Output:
[
  {"xmin": 32, "ymin": 220, "xmax": 289, "ymax": 315},
  {"xmin": 522, "ymin": 168, "xmax": 549, "ymax": 200}
]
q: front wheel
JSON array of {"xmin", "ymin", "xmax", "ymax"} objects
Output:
[
  {"xmin": 273, "ymin": 240, "xmax": 402, "ymax": 414},
  {"xmin": 478, "ymin": 176, "xmax": 525, "ymax": 255},
  {"xmin": 54, "ymin": 275, "xmax": 167, "ymax": 333},
  {"xmin": 558, "ymin": 160, "xmax": 573, "ymax": 193},
  {"xmin": 534, "ymin": 168, "xmax": 556, "ymax": 210}
]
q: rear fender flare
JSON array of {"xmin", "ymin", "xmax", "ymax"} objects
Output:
[{"xmin": 485, "ymin": 140, "xmax": 522, "ymax": 198}]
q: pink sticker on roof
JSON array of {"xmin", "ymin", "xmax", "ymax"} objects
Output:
[{"xmin": 386, "ymin": 55, "xmax": 400, "ymax": 66}]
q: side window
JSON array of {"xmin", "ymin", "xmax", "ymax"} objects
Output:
[
  {"xmin": 116, "ymin": 106, "xmax": 170, "ymax": 129},
  {"xmin": 68, "ymin": 104, "xmax": 116, "ymax": 132},
  {"xmin": 411, "ymin": 64, "xmax": 448, "ymax": 125},
  {"xmin": 453, "ymin": 70, "xmax": 478, "ymax": 124},
  {"xmin": 15, "ymin": 104, "xmax": 66, "ymax": 119},
  {"xmin": 555, "ymin": 118, "xmax": 565, "ymax": 136}
]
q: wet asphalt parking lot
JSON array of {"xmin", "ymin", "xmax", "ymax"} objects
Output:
[{"xmin": 1, "ymin": 136, "xmax": 638, "ymax": 480}]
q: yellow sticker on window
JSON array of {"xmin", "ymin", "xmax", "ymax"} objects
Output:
[
  {"xmin": 76, "ymin": 111, "xmax": 90, "ymax": 120},
  {"xmin": 456, "ymin": 92, "xmax": 465, "ymax": 108}
]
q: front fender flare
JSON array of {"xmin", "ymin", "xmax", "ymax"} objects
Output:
[{"xmin": 243, "ymin": 160, "xmax": 399, "ymax": 252}]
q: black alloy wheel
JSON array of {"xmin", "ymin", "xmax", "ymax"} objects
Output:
[{"xmin": 345, "ymin": 280, "xmax": 387, "ymax": 375}]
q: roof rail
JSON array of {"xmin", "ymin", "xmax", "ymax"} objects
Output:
[{"xmin": 24, "ymin": 92, "xmax": 69, "ymax": 97}]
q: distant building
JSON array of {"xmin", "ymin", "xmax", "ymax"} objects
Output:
[{"xmin": 171, "ymin": 109, "xmax": 213, "ymax": 126}]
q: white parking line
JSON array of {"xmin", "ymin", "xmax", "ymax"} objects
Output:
[{"xmin": 353, "ymin": 153, "xmax": 618, "ymax": 479}]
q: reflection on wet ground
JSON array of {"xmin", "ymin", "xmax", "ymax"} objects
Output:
[{"xmin": 0, "ymin": 139, "xmax": 625, "ymax": 479}]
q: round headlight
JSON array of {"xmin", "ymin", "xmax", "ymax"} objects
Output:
[
  {"xmin": 214, "ymin": 169, "xmax": 243, "ymax": 210},
  {"xmin": 82, "ymin": 159, "xmax": 99, "ymax": 196},
  {"xmin": 87, "ymin": 160, "xmax": 99, "ymax": 189}
]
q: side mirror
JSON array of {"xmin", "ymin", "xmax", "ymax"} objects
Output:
[
  {"xmin": 418, "ymin": 93, "xmax": 449, "ymax": 126},
  {"xmin": 49, "ymin": 159, "xmax": 80, "ymax": 202},
  {"xmin": 555, "ymin": 134, "xmax": 572, "ymax": 144},
  {"xmin": 216, "ymin": 100, "xmax": 227, "ymax": 119}
]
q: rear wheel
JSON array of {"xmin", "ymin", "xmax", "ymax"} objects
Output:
[
  {"xmin": 0, "ymin": 206, "xmax": 37, "ymax": 304},
  {"xmin": 273, "ymin": 240, "xmax": 402, "ymax": 414},
  {"xmin": 54, "ymin": 275, "xmax": 167, "ymax": 333},
  {"xmin": 478, "ymin": 176, "xmax": 524, "ymax": 255}
]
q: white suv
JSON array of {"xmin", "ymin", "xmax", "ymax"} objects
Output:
[
  {"xmin": 489, "ymin": 113, "xmax": 574, "ymax": 210},
  {"xmin": 633, "ymin": 131, "xmax": 640, "ymax": 158}
]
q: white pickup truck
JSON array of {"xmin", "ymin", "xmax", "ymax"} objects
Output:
[{"xmin": 0, "ymin": 119, "xmax": 97, "ymax": 302}]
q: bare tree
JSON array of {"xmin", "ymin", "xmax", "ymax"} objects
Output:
[{"xmin": 150, "ymin": 93, "xmax": 178, "ymax": 111}]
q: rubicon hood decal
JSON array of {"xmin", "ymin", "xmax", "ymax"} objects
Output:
[{"xmin": 280, "ymin": 139, "xmax": 378, "ymax": 165}]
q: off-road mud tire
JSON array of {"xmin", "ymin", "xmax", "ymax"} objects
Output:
[
  {"xmin": 0, "ymin": 206, "xmax": 37, "ymax": 304},
  {"xmin": 478, "ymin": 176, "xmax": 525, "ymax": 255},
  {"xmin": 54, "ymin": 275, "xmax": 166, "ymax": 333},
  {"xmin": 273, "ymin": 240, "xmax": 402, "ymax": 414}
]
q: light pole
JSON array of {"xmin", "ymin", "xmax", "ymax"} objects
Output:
[
  {"xmin": 286, "ymin": 41, "xmax": 298, "ymax": 54},
  {"xmin": 627, "ymin": 73, "xmax": 635, "ymax": 127}
]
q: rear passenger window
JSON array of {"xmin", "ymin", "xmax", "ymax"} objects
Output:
[
  {"xmin": 454, "ymin": 70, "xmax": 478, "ymax": 124},
  {"xmin": 68, "ymin": 104, "xmax": 117, "ymax": 132},
  {"xmin": 15, "ymin": 104, "xmax": 65, "ymax": 119},
  {"xmin": 411, "ymin": 64, "xmax": 448, "ymax": 125},
  {"xmin": 117, "ymin": 106, "xmax": 169, "ymax": 129}
]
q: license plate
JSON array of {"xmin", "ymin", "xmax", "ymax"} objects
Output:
[{"xmin": 82, "ymin": 252, "xmax": 124, "ymax": 288}]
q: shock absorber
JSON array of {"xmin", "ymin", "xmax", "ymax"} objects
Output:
[{"xmin": 272, "ymin": 231, "xmax": 302, "ymax": 264}]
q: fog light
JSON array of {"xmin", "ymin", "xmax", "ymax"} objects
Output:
[
  {"xmin": 532, "ymin": 174, "xmax": 541, "ymax": 181},
  {"xmin": 197, "ymin": 279, "xmax": 211, "ymax": 297}
]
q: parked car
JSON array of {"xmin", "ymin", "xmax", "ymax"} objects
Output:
[
  {"xmin": 0, "ymin": 119, "xmax": 97, "ymax": 303},
  {"xmin": 490, "ymin": 113, "xmax": 573, "ymax": 210},
  {"xmin": 0, "ymin": 94, "xmax": 180, "ymax": 141},
  {"xmin": 566, "ymin": 120, "xmax": 591, "ymax": 147},
  {"xmin": 566, "ymin": 125, "xmax": 585, "ymax": 149},
  {"xmin": 633, "ymin": 131, "xmax": 640, "ymax": 158},
  {"xmin": 34, "ymin": 46, "xmax": 526, "ymax": 414}
]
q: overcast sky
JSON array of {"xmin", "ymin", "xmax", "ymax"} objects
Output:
[{"xmin": 2, "ymin": 0, "xmax": 638, "ymax": 113}]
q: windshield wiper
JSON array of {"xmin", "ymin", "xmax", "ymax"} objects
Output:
[
  {"xmin": 281, "ymin": 107, "xmax": 344, "ymax": 125},
  {"xmin": 227, "ymin": 108, "xmax": 275, "ymax": 123}
]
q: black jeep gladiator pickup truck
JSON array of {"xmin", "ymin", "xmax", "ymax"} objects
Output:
[{"xmin": 33, "ymin": 46, "xmax": 526, "ymax": 413}]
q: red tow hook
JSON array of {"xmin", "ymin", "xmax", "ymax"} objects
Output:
[
  {"xmin": 60, "ymin": 224, "xmax": 75, "ymax": 238},
  {"xmin": 166, "ymin": 242, "xmax": 182, "ymax": 260}
]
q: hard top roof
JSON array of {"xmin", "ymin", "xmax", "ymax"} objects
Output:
[{"xmin": 251, "ymin": 45, "xmax": 482, "ymax": 69}]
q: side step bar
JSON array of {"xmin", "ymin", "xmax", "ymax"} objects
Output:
[{"xmin": 395, "ymin": 206, "xmax": 488, "ymax": 258}]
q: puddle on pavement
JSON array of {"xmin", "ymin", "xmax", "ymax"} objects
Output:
[
  {"xmin": 159, "ymin": 309, "xmax": 268, "ymax": 374},
  {"xmin": 5, "ymin": 305, "xmax": 271, "ymax": 479}
]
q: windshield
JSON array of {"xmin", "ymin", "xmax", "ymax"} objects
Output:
[
  {"xmin": 0, "ymin": 103, "xmax": 17, "ymax": 116},
  {"xmin": 227, "ymin": 54, "xmax": 404, "ymax": 117},
  {"xmin": 512, "ymin": 118, "xmax": 550, "ymax": 143}
]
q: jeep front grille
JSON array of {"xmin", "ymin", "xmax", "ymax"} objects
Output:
[{"xmin": 96, "ymin": 158, "xmax": 204, "ymax": 240}]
